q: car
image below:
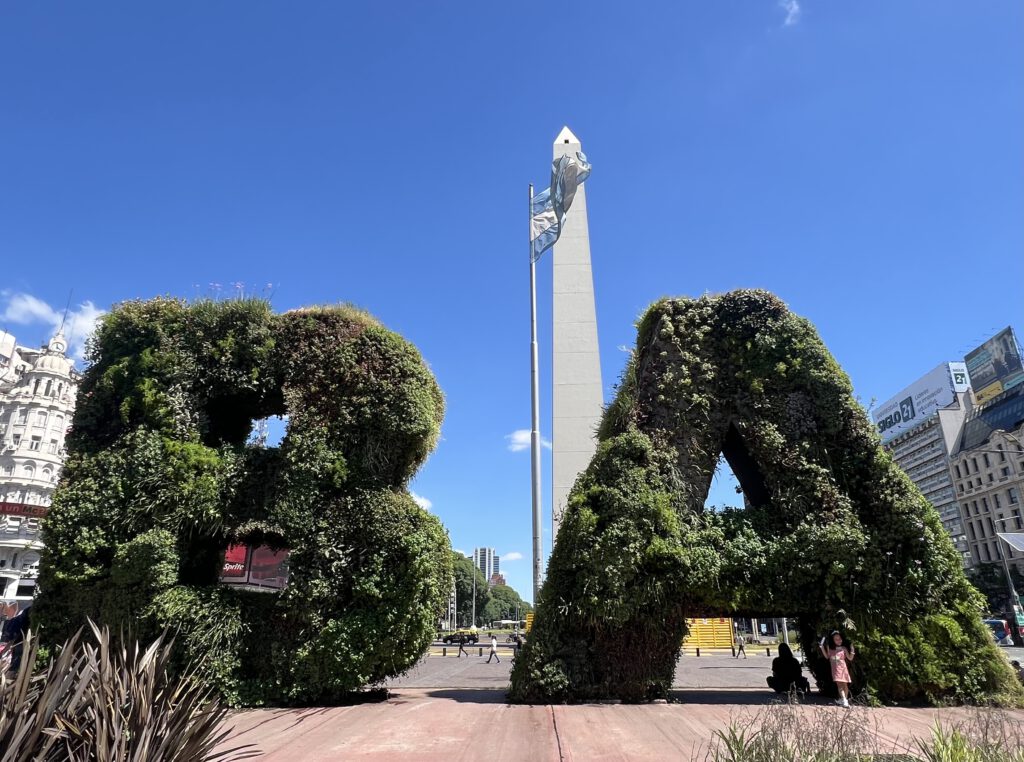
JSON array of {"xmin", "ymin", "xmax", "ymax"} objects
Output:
[
  {"xmin": 983, "ymin": 618, "xmax": 1013, "ymax": 646},
  {"xmin": 441, "ymin": 630, "xmax": 479, "ymax": 645}
]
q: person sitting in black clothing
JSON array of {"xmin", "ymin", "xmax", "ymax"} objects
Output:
[{"xmin": 766, "ymin": 642, "xmax": 810, "ymax": 694}]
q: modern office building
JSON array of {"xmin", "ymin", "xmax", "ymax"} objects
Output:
[
  {"xmin": 473, "ymin": 547, "xmax": 499, "ymax": 584},
  {"xmin": 873, "ymin": 363, "xmax": 974, "ymax": 564},
  {"xmin": 949, "ymin": 385, "xmax": 1024, "ymax": 574},
  {"xmin": 0, "ymin": 330, "xmax": 80, "ymax": 617}
]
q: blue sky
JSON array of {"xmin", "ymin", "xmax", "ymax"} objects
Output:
[{"xmin": 2, "ymin": 2, "xmax": 1021, "ymax": 601}]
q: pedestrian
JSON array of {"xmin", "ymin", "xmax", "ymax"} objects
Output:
[
  {"xmin": 0, "ymin": 606, "xmax": 30, "ymax": 674},
  {"xmin": 1012, "ymin": 660, "xmax": 1024, "ymax": 685},
  {"xmin": 819, "ymin": 631, "xmax": 855, "ymax": 707},
  {"xmin": 735, "ymin": 632, "xmax": 746, "ymax": 659},
  {"xmin": 486, "ymin": 634, "xmax": 501, "ymax": 663},
  {"xmin": 457, "ymin": 633, "xmax": 469, "ymax": 658},
  {"xmin": 766, "ymin": 642, "xmax": 810, "ymax": 694}
]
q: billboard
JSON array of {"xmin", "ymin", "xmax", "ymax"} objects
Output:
[
  {"xmin": 219, "ymin": 543, "xmax": 290, "ymax": 591},
  {"xmin": 0, "ymin": 502, "xmax": 48, "ymax": 518},
  {"xmin": 965, "ymin": 327, "xmax": 1024, "ymax": 405},
  {"xmin": 872, "ymin": 363, "xmax": 966, "ymax": 444}
]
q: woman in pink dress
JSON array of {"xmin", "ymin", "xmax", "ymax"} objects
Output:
[{"xmin": 819, "ymin": 631, "xmax": 855, "ymax": 707}]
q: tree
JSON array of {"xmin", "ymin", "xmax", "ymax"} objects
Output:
[
  {"xmin": 483, "ymin": 584, "xmax": 532, "ymax": 625},
  {"xmin": 452, "ymin": 553, "xmax": 490, "ymax": 627}
]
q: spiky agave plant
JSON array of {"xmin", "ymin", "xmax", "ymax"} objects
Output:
[{"xmin": 0, "ymin": 622, "xmax": 257, "ymax": 761}]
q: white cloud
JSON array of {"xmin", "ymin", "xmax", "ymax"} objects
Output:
[
  {"xmin": 779, "ymin": 0, "xmax": 801, "ymax": 26},
  {"xmin": 1, "ymin": 292, "xmax": 104, "ymax": 364},
  {"xmin": 410, "ymin": 491, "xmax": 433, "ymax": 511},
  {"xmin": 505, "ymin": 429, "xmax": 551, "ymax": 452},
  {"xmin": 502, "ymin": 551, "xmax": 523, "ymax": 561}
]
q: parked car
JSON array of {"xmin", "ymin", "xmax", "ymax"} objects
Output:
[
  {"xmin": 983, "ymin": 618, "xmax": 1012, "ymax": 646},
  {"xmin": 441, "ymin": 630, "xmax": 479, "ymax": 645}
]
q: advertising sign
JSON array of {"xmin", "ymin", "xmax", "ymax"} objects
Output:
[
  {"xmin": 219, "ymin": 543, "xmax": 289, "ymax": 590},
  {"xmin": 872, "ymin": 363, "xmax": 965, "ymax": 444},
  {"xmin": 965, "ymin": 327, "xmax": 1024, "ymax": 405},
  {"xmin": 0, "ymin": 502, "xmax": 48, "ymax": 518}
]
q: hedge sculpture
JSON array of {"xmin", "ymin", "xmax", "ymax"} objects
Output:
[
  {"xmin": 36, "ymin": 298, "xmax": 452, "ymax": 706},
  {"xmin": 509, "ymin": 290, "xmax": 1021, "ymax": 705}
]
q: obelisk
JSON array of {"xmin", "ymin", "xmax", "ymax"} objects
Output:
[{"xmin": 551, "ymin": 126, "xmax": 603, "ymax": 542}]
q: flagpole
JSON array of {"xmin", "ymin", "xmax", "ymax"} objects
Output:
[{"xmin": 529, "ymin": 183, "xmax": 543, "ymax": 605}]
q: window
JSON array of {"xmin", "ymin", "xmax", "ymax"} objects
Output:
[
  {"xmin": 976, "ymin": 477, "xmax": 982, "ymax": 487},
  {"xmin": 969, "ymin": 524, "xmax": 977, "ymax": 540},
  {"xmin": 982, "ymin": 497, "xmax": 989, "ymax": 512},
  {"xmin": 978, "ymin": 518, "xmax": 986, "ymax": 537},
  {"xmin": 1010, "ymin": 488, "xmax": 1020, "ymax": 505},
  {"xmin": 972, "ymin": 500, "xmax": 979, "ymax": 516},
  {"xmin": 41, "ymin": 467, "xmax": 53, "ymax": 482},
  {"xmin": 983, "ymin": 454, "xmax": 991, "ymax": 468},
  {"xmin": 44, "ymin": 380, "xmax": 52, "ymax": 396},
  {"xmin": 998, "ymin": 445, "xmax": 1006, "ymax": 463},
  {"xmin": 12, "ymin": 434, "xmax": 21, "ymax": 446},
  {"xmin": 35, "ymin": 411, "xmax": 46, "ymax": 427},
  {"xmin": 54, "ymin": 414, "xmax": 64, "ymax": 430},
  {"xmin": 16, "ymin": 410, "xmax": 27, "ymax": 424},
  {"xmin": 954, "ymin": 464, "xmax": 962, "ymax": 478},
  {"xmin": 958, "ymin": 483, "xmax": 964, "ymax": 494},
  {"xmin": 1001, "ymin": 467, "xmax": 1010, "ymax": 478},
  {"xmin": 995, "ymin": 494, "xmax": 1003, "ymax": 509},
  {"xmin": 28, "ymin": 436, "xmax": 41, "ymax": 451},
  {"xmin": 983, "ymin": 544, "xmax": 991, "ymax": 561},
  {"xmin": 971, "ymin": 457, "xmax": 979, "ymax": 473},
  {"xmin": 23, "ymin": 464, "xmax": 34, "ymax": 479},
  {"xmin": 987, "ymin": 473, "xmax": 994, "ymax": 483}
]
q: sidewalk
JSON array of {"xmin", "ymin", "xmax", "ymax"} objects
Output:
[{"xmin": 215, "ymin": 688, "xmax": 1020, "ymax": 761}]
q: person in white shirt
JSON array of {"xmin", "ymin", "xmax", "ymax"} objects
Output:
[{"xmin": 486, "ymin": 634, "xmax": 501, "ymax": 663}]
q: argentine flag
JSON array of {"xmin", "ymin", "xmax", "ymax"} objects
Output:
[{"xmin": 530, "ymin": 151, "xmax": 591, "ymax": 262}]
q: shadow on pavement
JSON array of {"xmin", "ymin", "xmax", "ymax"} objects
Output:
[
  {"xmin": 393, "ymin": 688, "xmax": 510, "ymax": 704},
  {"xmin": 671, "ymin": 688, "xmax": 831, "ymax": 706}
]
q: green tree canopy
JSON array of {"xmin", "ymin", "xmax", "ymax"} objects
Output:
[{"xmin": 452, "ymin": 553, "xmax": 490, "ymax": 628}]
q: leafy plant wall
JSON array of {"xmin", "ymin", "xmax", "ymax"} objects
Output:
[
  {"xmin": 509, "ymin": 290, "xmax": 1021, "ymax": 705},
  {"xmin": 36, "ymin": 298, "xmax": 452, "ymax": 706}
]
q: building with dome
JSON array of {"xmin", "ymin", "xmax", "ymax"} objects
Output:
[{"xmin": 0, "ymin": 329, "xmax": 79, "ymax": 618}]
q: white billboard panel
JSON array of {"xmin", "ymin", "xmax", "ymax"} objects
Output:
[{"xmin": 872, "ymin": 363, "xmax": 965, "ymax": 444}]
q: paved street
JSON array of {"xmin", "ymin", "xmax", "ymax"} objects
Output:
[
  {"xmin": 391, "ymin": 647, "xmax": 783, "ymax": 690},
  {"xmin": 396, "ymin": 644, "xmax": 1024, "ymax": 691}
]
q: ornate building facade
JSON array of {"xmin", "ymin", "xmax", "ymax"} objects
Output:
[{"xmin": 0, "ymin": 329, "xmax": 79, "ymax": 618}]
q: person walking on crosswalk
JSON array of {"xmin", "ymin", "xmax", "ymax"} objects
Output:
[
  {"xmin": 457, "ymin": 633, "xmax": 469, "ymax": 658},
  {"xmin": 486, "ymin": 634, "xmax": 501, "ymax": 663}
]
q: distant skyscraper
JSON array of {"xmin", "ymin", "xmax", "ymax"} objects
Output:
[
  {"xmin": 473, "ymin": 547, "xmax": 499, "ymax": 582},
  {"xmin": 551, "ymin": 126, "xmax": 603, "ymax": 542}
]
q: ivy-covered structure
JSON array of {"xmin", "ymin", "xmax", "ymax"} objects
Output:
[
  {"xmin": 509, "ymin": 290, "xmax": 1021, "ymax": 705},
  {"xmin": 36, "ymin": 298, "xmax": 452, "ymax": 706}
]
